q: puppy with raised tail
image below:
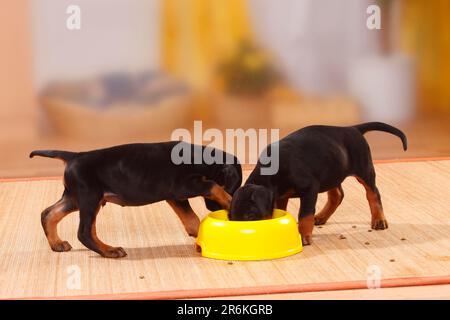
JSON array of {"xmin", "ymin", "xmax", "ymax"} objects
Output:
[
  {"xmin": 31, "ymin": 142, "xmax": 242, "ymax": 258},
  {"xmin": 229, "ymin": 122, "xmax": 407, "ymax": 246}
]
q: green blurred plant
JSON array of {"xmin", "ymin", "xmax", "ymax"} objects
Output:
[{"xmin": 216, "ymin": 41, "xmax": 279, "ymax": 96}]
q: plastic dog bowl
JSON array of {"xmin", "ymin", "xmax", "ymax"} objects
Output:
[{"xmin": 196, "ymin": 209, "xmax": 302, "ymax": 261}]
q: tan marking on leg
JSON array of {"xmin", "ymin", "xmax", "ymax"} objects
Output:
[
  {"xmin": 84, "ymin": 205, "xmax": 127, "ymax": 258},
  {"xmin": 298, "ymin": 214, "xmax": 315, "ymax": 246},
  {"xmin": 356, "ymin": 177, "xmax": 388, "ymax": 230},
  {"xmin": 89, "ymin": 215, "xmax": 127, "ymax": 258},
  {"xmin": 314, "ymin": 186, "xmax": 344, "ymax": 225},
  {"xmin": 167, "ymin": 200, "xmax": 200, "ymax": 237},
  {"xmin": 207, "ymin": 184, "xmax": 232, "ymax": 210},
  {"xmin": 41, "ymin": 199, "xmax": 75, "ymax": 252}
]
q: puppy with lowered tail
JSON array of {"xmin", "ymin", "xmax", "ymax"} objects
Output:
[{"xmin": 31, "ymin": 142, "xmax": 242, "ymax": 258}]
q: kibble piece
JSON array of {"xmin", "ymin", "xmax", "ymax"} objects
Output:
[
  {"xmin": 401, "ymin": 238, "xmax": 406, "ymax": 241},
  {"xmin": 352, "ymin": 225, "xmax": 357, "ymax": 229},
  {"xmin": 389, "ymin": 259, "xmax": 395, "ymax": 262},
  {"xmin": 364, "ymin": 241, "xmax": 370, "ymax": 245}
]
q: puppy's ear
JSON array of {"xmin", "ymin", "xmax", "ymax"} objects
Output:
[
  {"xmin": 251, "ymin": 187, "xmax": 274, "ymax": 215},
  {"xmin": 222, "ymin": 164, "xmax": 242, "ymax": 195},
  {"xmin": 228, "ymin": 186, "xmax": 246, "ymax": 220}
]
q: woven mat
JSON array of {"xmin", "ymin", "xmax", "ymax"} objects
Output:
[{"xmin": 0, "ymin": 160, "xmax": 449, "ymax": 299}]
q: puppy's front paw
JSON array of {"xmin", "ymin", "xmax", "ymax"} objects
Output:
[
  {"xmin": 298, "ymin": 215, "xmax": 314, "ymax": 246},
  {"xmin": 185, "ymin": 222, "xmax": 199, "ymax": 238},
  {"xmin": 51, "ymin": 241, "xmax": 72, "ymax": 252},
  {"xmin": 301, "ymin": 234, "xmax": 313, "ymax": 246},
  {"xmin": 314, "ymin": 216, "xmax": 328, "ymax": 226},
  {"xmin": 371, "ymin": 219, "xmax": 388, "ymax": 230},
  {"xmin": 188, "ymin": 230, "xmax": 198, "ymax": 238},
  {"xmin": 102, "ymin": 247, "xmax": 127, "ymax": 258}
]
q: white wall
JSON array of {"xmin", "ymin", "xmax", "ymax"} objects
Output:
[
  {"xmin": 30, "ymin": 0, "xmax": 380, "ymax": 95},
  {"xmin": 248, "ymin": 0, "xmax": 380, "ymax": 95},
  {"xmin": 30, "ymin": 0, "xmax": 160, "ymax": 90}
]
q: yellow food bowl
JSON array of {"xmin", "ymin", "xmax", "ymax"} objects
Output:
[{"xmin": 196, "ymin": 209, "xmax": 302, "ymax": 261}]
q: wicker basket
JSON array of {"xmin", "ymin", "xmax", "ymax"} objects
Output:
[
  {"xmin": 41, "ymin": 95, "xmax": 194, "ymax": 140},
  {"xmin": 211, "ymin": 93, "xmax": 273, "ymax": 129}
]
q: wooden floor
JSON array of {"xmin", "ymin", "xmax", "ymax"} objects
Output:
[{"xmin": 0, "ymin": 160, "xmax": 449, "ymax": 299}]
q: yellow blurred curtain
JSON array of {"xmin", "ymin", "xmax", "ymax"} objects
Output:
[
  {"xmin": 161, "ymin": 0, "xmax": 253, "ymax": 89},
  {"xmin": 400, "ymin": 0, "xmax": 450, "ymax": 112}
]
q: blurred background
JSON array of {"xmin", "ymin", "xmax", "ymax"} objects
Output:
[{"xmin": 1, "ymin": 0, "xmax": 449, "ymax": 177}]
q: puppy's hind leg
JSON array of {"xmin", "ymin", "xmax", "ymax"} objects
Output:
[
  {"xmin": 167, "ymin": 200, "xmax": 200, "ymax": 237},
  {"xmin": 41, "ymin": 193, "xmax": 77, "ymax": 252},
  {"xmin": 356, "ymin": 167, "xmax": 388, "ymax": 230},
  {"xmin": 314, "ymin": 185, "xmax": 344, "ymax": 226},
  {"xmin": 77, "ymin": 192, "xmax": 127, "ymax": 258}
]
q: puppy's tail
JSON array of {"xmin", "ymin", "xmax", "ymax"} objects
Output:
[
  {"xmin": 353, "ymin": 122, "xmax": 408, "ymax": 151},
  {"xmin": 29, "ymin": 150, "xmax": 77, "ymax": 162}
]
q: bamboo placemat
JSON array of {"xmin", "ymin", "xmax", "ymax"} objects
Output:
[{"xmin": 0, "ymin": 160, "xmax": 449, "ymax": 299}]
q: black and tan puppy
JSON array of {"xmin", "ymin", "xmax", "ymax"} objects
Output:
[
  {"xmin": 30, "ymin": 142, "xmax": 242, "ymax": 258},
  {"xmin": 229, "ymin": 122, "xmax": 407, "ymax": 245}
]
